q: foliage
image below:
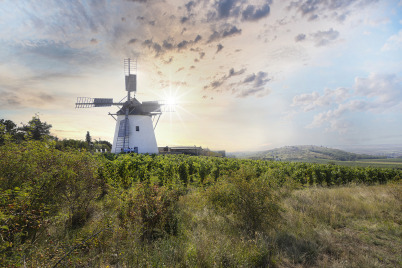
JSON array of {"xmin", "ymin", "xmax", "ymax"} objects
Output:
[
  {"xmin": 86, "ymin": 131, "xmax": 92, "ymax": 145},
  {"xmin": 0, "ymin": 139, "xmax": 102, "ymax": 266},
  {"xmin": 0, "ymin": 119, "xmax": 24, "ymax": 144},
  {"xmin": 0, "ymin": 137, "xmax": 401, "ymax": 266},
  {"xmin": 20, "ymin": 115, "xmax": 52, "ymax": 141},
  {"xmin": 206, "ymin": 176, "xmax": 283, "ymax": 235},
  {"xmin": 118, "ymin": 183, "xmax": 181, "ymax": 241}
]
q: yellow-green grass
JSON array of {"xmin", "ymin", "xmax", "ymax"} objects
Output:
[{"xmin": 278, "ymin": 183, "xmax": 401, "ymax": 267}]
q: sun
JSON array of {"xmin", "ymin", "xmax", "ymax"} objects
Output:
[{"xmin": 165, "ymin": 96, "xmax": 176, "ymax": 106}]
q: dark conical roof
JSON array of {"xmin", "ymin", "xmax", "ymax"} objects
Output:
[{"xmin": 116, "ymin": 97, "xmax": 161, "ymax": 115}]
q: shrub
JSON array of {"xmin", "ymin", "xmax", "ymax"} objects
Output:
[
  {"xmin": 206, "ymin": 176, "xmax": 283, "ymax": 236},
  {"xmin": 118, "ymin": 183, "xmax": 181, "ymax": 241},
  {"xmin": 0, "ymin": 140, "xmax": 102, "ymax": 265}
]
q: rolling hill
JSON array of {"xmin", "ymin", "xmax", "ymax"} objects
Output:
[{"xmin": 235, "ymin": 145, "xmax": 386, "ymax": 161}]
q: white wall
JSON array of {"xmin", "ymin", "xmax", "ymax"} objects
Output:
[{"xmin": 111, "ymin": 115, "xmax": 158, "ymax": 154}]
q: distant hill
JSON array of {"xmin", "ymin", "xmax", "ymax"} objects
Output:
[
  {"xmin": 333, "ymin": 144, "xmax": 402, "ymax": 158},
  {"xmin": 236, "ymin": 145, "xmax": 385, "ymax": 161}
]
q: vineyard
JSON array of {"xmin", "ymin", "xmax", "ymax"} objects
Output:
[{"xmin": 1, "ymin": 139, "xmax": 401, "ymax": 267}]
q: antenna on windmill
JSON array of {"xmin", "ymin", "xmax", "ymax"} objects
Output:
[
  {"xmin": 75, "ymin": 58, "xmax": 163, "ymax": 154},
  {"xmin": 124, "ymin": 58, "xmax": 137, "ymax": 99}
]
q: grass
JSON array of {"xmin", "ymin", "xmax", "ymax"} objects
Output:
[
  {"xmin": 4, "ymin": 180, "xmax": 401, "ymax": 267},
  {"xmin": 279, "ymin": 183, "xmax": 401, "ymax": 267}
]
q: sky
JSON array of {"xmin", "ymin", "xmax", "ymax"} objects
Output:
[{"xmin": 0, "ymin": 0, "xmax": 401, "ymax": 152}]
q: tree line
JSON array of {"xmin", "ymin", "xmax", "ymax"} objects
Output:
[{"xmin": 0, "ymin": 115, "xmax": 111, "ymax": 151}]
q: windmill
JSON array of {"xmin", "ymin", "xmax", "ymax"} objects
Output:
[{"xmin": 76, "ymin": 58, "xmax": 162, "ymax": 154}]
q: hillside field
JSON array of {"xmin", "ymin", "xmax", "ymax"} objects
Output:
[
  {"xmin": 1, "ymin": 140, "xmax": 401, "ymax": 267},
  {"xmin": 233, "ymin": 145, "xmax": 402, "ymax": 169}
]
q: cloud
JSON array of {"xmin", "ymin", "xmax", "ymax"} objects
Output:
[
  {"xmin": 381, "ymin": 30, "xmax": 402, "ymax": 51},
  {"xmin": 177, "ymin": 40, "xmax": 189, "ymax": 50},
  {"xmin": 185, "ymin": 1, "xmax": 196, "ymax": 12},
  {"xmin": 0, "ymin": 90, "xmax": 22, "ymax": 108},
  {"xmin": 194, "ymin": 34, "xmax": 202, "ymax": 42},
  {"xmin": 143, "ymin": 39, "xmax": 163, "ymax": 56},
  {"xmin": 295, "ymin": 33, "xmax": 306, "ymax": 42},
  {"xmin": 143, "ymin": 35, "xmax": 203, "ymax": 55},
  {"xmin": 162, "ymin": 40, "xmax": 174, "ymax": 50},
  {"xmin": 287, "ymin": 0, "xmax": 378, "ymax": 21},
  {"xmin": 204, "ymin": 67, "xmax": 246, "ymax": 90},
  {"xmin": 0, "ymin": 87, "xmax": 60, "ymax": 110},
  {"xmin": 204, "ymin": 69, "xmax": 271, "ymax": 98},
  {"xmin": 207, "ymin": 25, "xmax": 242, "ymax": 43},
  {"xmin": 216, "ymin": 43, "xmax": 224, "ymax": 53},
  {"xmin": 180, "ymin": 16, "xmax": 189, "ymax": 23},
  {"xmin": 207, "ymin": 0, "xmax": 272, "ymax": 21},
  {"xmin": 354, "ymin": 73, "xmax": 401, "ymax": 108},
  {"xmin": 311, "ymin": 28, "xmax": 339, "ymax": 46},
  {"xmin": 292, "ymin": 88, "xmax": 350, "ymax": 111},
  {"xmin": 228, "ymin": 68, "xmax": 245, "ymax": 77},
  {"xmin": 237, "ymin": 86, "xmax": 270, "ymax": 98},
  {"xmin": 222, "ymin": 26, "xmax": 242, "ymax": 37},
  {"xmin": 208, "ymin": 31, "xmax": 221, "ymax": 42},
  {"xmin": 22, "ymin": 40, "xmax": 88, "ymax": 61},
  {"xmin": 294, "ymin": 73, "xmax": 402, "ymax": 133},
  {"xmin": 241, "ymin": 71, "xmax": 270, "ymax": 88},
  {"xmin": 216, "ymin": 0, "xmax": 239, "ymax": 19},
  {"xmin": 242, "ymin": 4, "xmax": 271, "ymax": 21},
  {"xmin": 235, "ymin": 71, "xmax": 272, "ymax": 98}
]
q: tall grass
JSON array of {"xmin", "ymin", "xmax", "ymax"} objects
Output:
[{"xmin": 279, "ymin": 183, "xmax": 401, "ymax": 267}]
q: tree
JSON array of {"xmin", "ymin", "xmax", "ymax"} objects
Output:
[
  {"xmin": 0, "ymin": 119, "xmax": 25, "ymax": 144},
  {"xmin": 0, "ymin": 119, "xmax": 17, "ymax": 134},
  {"xmin": 86, "ymin": 131, "xmax": 92, "ymax": 146},
  {"xmin": 21, "ymin": 115, "xmax": 52, "ymax": 140}
]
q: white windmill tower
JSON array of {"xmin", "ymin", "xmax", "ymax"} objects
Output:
[{"xmin": 76, "ymin": 59, "xmax": 162, "ymax": 154}]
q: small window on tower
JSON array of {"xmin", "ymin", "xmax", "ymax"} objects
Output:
[{"xmin": 136, "ymin": 126, "xmax": 139, "ymax": 131}]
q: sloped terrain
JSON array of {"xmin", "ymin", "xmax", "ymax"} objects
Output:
[{"xmin": 248, "ymin": 145, "xmax": 384, "ymax": 161}]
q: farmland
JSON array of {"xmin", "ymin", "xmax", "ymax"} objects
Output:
[
  {"xmin": 234, "ymin": 145, "xmax": 402, "ymax": 169},
  {"xmin": 1, "ymin": 139, "xmax": 401, "ymax": 267}
]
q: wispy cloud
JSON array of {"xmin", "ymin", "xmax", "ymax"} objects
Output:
[
  {"xmin": 381, "ymin": 30, "xmax": 402, "ymax": 51},
  {"xmin": 311, "ymin": 28, "xmax": 340, "ymax": 46},
  {"xmin": 294, "ymin": 73, "xmax": 402, "ymax": 133}
]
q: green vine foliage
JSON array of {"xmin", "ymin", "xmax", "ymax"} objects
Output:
[{"xmin": 0, "ymin": 137, "xmax": 401, "ymax": 266}]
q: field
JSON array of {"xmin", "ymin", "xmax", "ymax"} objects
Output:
[
  {"xmin": 294, "ymin": 158, "xmax": 402, "ymax": 169},
  {"xmin": 236, "ymin": 145, "xmax": 402, "ymax": 169},
  {"xmin": 1, "ymin": 140, "xmax": 401, "ymax": 267}
]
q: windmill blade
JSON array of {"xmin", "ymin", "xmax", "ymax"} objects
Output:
[
  {"xmin": 142, "ymin": 101, "xmax": 162, "ymax": 114},
  {"xmin": 75, "ymin": 97, "xmax": 114, "ymax": 108}
]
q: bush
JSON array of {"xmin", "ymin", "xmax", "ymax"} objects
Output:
[
  {"xmin": 206, "ymin": 176, "xmax": 283, "ymax": 236},
  {"xmin": 0, "ymin": 140, "xmax": 102, "ymax": 265},
  {"xmin": 118, "ymin": 183, "xmax": 181, "ymax": 241}
]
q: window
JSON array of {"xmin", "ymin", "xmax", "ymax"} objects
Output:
[{"xmin": 136, "ymin": 126, "xmax": 139, "ymax": 131}]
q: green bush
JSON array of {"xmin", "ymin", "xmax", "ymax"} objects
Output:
[
  {"xmin": 118, "ymin": 183, "xmax": 181, "ymax": 241},
  {"xmin": 206, "ymin": 176, "xmax": 282, "ymax": 236},
  {"xmin": 0, "ymin": 140, "xmax": 102, "ymax": 265}
]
